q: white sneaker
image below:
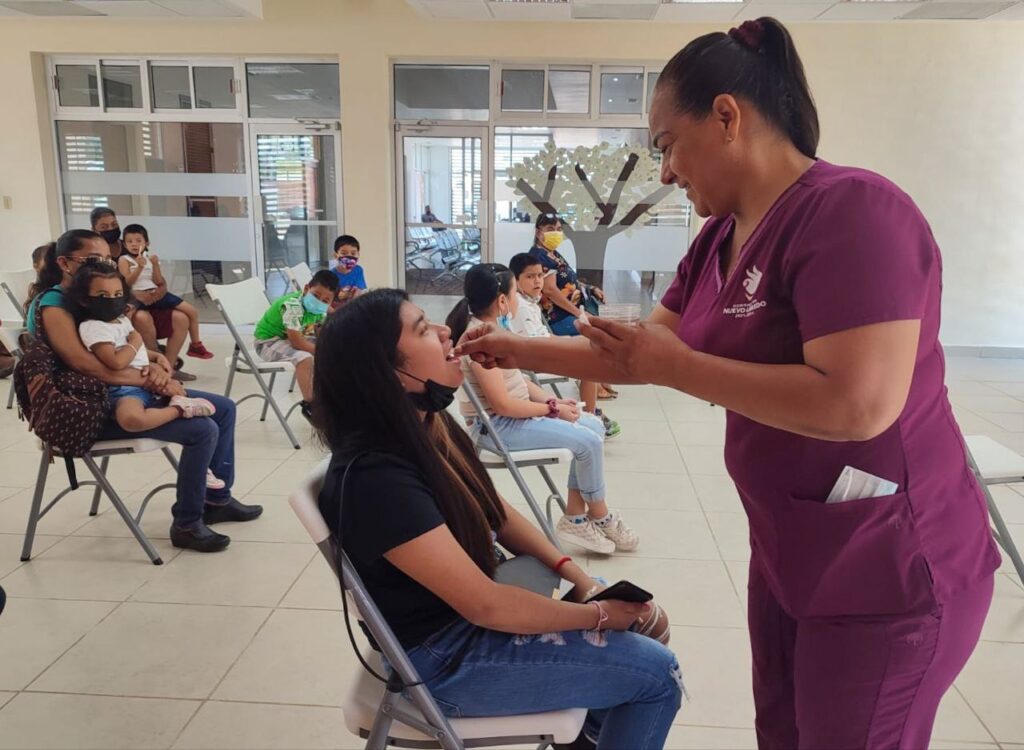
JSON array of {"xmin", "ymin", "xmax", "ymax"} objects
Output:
[
  {"xmin": 595, "ymin": 511, "xmax": 640, "ymax": 552},
  {"xmin": 206, "ymin": 470, "xmax": 225, "ymax": 491},
  {"xmin": 556, "ymin": 515, "xmax": 615, "ymax": 555}
]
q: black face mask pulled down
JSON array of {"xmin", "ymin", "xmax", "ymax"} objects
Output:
[
  {"xmin": 100, "ymin": 227, "xmax": 121, "ymax": 244},
  {"xmin": 397, "ymin": 369, "xmax": 457, "ymax": 413},
  {"xmin": 84, "ymin": 296, "xmax": 127, "ymax": 323}
]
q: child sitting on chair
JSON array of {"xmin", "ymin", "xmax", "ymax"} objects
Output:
[
  {"xmin": 118, "ymin": 223, "xmax": 214, "ymax": 361},
  {"xmin": 69, "ymin": 263, "xmax": 216, "ymax": 432},
  {"xmin": 253, "ymin": 270, "xmax": 339, "ymax": 418},
  {"xmin": 508, "ymin": 253, "xmax": 620, "ymax": 440},
  {"xmin": 330, "ymin": 234, "xmax": 366, "ymax": 311}
]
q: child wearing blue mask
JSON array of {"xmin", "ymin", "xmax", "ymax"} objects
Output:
[
  {"xmin": 253, "ymin": 270, "xmax": 339, "ymax": 415},
  {"xmin": 446, "ymin": 263, "xmax": 639, "ymax": 556},
  {"xmin": 330, "ymin": 234, "xmax": 366, "ymax": 309}
]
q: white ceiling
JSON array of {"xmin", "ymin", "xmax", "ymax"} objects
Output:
[
  {"xmin": 406, "ymin": 0, "xmax": 1024, "ymax": 22},
  {"xmin": 0, "ymin": 0, "xmax": 262, "ymax": 18}
]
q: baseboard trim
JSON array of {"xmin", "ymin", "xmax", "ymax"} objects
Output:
[{"xmin": 945, "ymin": 346, "xmax": 1024, "ymax": 359}]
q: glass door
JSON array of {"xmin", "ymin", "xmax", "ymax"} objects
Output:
[
  {"xmin": 249, "ymin": 123, "xmax": 342, "ymax": 296},
  {"xmin": 395, "ymin": 125, "xmax": 489, "ymax": 297}
]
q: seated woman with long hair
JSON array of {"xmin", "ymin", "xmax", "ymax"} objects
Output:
[
  {"xmin": 447, "ymin": 263, "xmax": 639, "ymax": 556},
  {"xmin": 313, "ymin": 289, "xmax": 680, "ymax": 750}
]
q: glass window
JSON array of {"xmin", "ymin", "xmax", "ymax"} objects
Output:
[
  {"xmin": 193, "ymin": 66, "xmax": 236, "ymax": 109},
  {"xmin": 246, "ymin": 63, "xmax": 340, "ymax": 119},
  {"xmin": 501, "ymin": 69, "xmax": 544, "ymax": 113},
  {"xmin": 56, "ymin": 64, "xmax": 99, "ymax": 107},
  {"xmin": 600, "ymin": 72, "xmax": 643, "ymax": 115},
  {"xmin": 646, "ymin": 71, "xmax": 660, "ymax": 113},
  {"xmin": 394, "ymin": 64, "xmax": 489, "ymax": 121},
  {"xmin": 150, "ymin": 65, "xmax": 192, "ymax": 109},
  {"xmin": 547, "ymin": 69, "xmax": 590, "ymax": 114},
  {"xmin": 101, "ymin": 63, "xmax": 142, "ymax": 109}
]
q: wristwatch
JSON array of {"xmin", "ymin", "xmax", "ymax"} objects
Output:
[{"xmin": 546, "ymin": 399, "xmax": 559, "ymax": 418}]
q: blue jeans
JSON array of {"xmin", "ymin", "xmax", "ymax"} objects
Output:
[
  {"xmin": 99, "ymin": 389, "xmax": 235, "ymax": 526},
  {"xmin": 405, "ymin": 618, "xmax": 682, "ymax": 749},
  {"xmin": 473, "ymin": 413, "xmax": 606, "ymax": 501},
  {"xmin": 108, "ymin": 385, "xmax": 163, "ymax": 408},
  {"xmin": 549, "ymin": 315, "xmax": 581, "ymax": 337}
]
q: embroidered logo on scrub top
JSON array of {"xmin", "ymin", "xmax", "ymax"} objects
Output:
[{"xmin": 723, "ymin": 264, "xmax": 767, "ymax": 319}]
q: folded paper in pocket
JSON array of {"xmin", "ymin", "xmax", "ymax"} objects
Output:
[{"xmin": 826, "ymin": 465, "xmax": 899, "ymax": 504}]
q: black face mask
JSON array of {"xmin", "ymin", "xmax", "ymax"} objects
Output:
[
  {"xmin": 84, "ymin": 295, "xmax": 127, "ymax": 323},
  {"xmin": 397, "ymin": 369, "xmax": 457, "ymax": 413},
  {"xmin": 100, "ymin": 228, "xmax": 121, "ymax": 244}
]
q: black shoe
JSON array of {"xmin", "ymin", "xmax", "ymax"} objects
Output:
[
  {"xmin": 170, "ymin": 522, "xmax": 230, "ymax": 553},
  {"xmin": 204, "ymin": 497, "xmax": 263, "ymax": 525}
]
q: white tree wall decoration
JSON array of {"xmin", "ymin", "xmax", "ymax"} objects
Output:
[{"xmin": 507, "ymin": 140, "xmax": 677, "ymax": 271}]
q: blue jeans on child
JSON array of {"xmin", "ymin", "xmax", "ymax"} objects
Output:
[
  {"xmin": 549, "ymin": 315, "xmax": 582, "ymax": 337},
  {"xmin": 108, "ymin": 385, "xmax": 163, "ymax": 408},
  {"xmin": 472, "ymin": 413, "xmax": 606, "ymax": 501},
  {"xmin": 404, "ymin": 618, "xmax": 682, "ymax": 749},
  {"xmin": 99, "ymin": 389, "xmax": 236, "ymax": 527}
]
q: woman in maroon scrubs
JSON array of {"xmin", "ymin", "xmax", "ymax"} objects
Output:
[{"xmin": 458, "ymin": 17, "xmax": 999, "ymax": 750}]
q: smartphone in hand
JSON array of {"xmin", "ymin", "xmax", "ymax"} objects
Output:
[{"xmin": 585, "ymin": 580, "xmax": 653, "ymax": 604}]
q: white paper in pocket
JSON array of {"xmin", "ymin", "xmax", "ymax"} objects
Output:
[{"xmin": 826, "ymin": 466, "xmax": 899, "ymax": 504}]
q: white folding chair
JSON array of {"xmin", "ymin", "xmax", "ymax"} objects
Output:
[
  {"xmin": 524, "ymin": 371, "xmax": 570, "ymax": 399},
  {"xmin": 965, "ymin": 435, "xmax": 1024, "ymax": 586},
  {"xmin": 0, "ymin": 268, "xmax": 36, "ymax": 410},
  {"xmin": 206, "ymin": 278, "xmax": 302, "ymax": 450},
  {"xmin": 461, "ymin": 383, "xmax": 569, "ymax": 549},
  {"xmin": 285, "ymin": 262, "xmax": 313, "ymax": 292},
  {"xmin": 288, "ymin": 460, "xmax": 586, "ymax": 750},
  {"xmin": 22, "ymin": 439, "xmax": 179, "ymax": 566}
]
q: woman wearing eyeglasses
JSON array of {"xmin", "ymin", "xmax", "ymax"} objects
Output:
[
  {"xmin": 25, "ymin": 229, "xmax": 260, "ymax": 553},
  {"xmin": 461, "ymin": 18, "xmax": 999, "ymax": 750}
]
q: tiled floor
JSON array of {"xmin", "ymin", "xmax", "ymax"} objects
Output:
[{"xmin": 1, "ymin": 327, "xmax": 1023, "ymax": 749}]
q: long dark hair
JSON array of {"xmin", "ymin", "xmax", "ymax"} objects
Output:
[
  {"xmin": 312, "ymin": 288, "xmax": 507, "ymax": 577},
  {"xmin": 657, "ymin": 17, "xmax": 819, "ymax": 160},
  {"xmin": 34, "ymin": 229, "xmax": 103, "ymax": 293},
  {"xmin": 445, "ymin": 263, "xmax": 514, "ymax": 344},
  {"xmin": 65, "ymin": 263, "xmax": 129, "ymax": 324}
]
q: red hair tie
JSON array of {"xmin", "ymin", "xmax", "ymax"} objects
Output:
[{"xmin": 728, "ymin": 20, "xmax": 766, "ymax": 52}]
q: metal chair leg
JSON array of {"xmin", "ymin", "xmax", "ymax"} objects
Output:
[
  {"xmin": 260, "ymin": 371, "xmax": 278, "ymax": 422},
  {"xmin": 88, "ymin": 456, "xmax": 109, "ymax": 516},
  {"xmin": 538, "ymin": 465, "xmax": 567, "ymax": 526},
  {"xmin": 252, "ymin": 370, "xmax": 300, "ymax": 449},
  {"xmin": 5, "ymin": 381, "xmax": 14, "ymax": 410},
  {"xmin": 288, "ymin": 372, "xmax": 297, "ymax": 393},
  {"xmin": 81, "ymin": 454, "xmax": 162, "ymax": 565},
  {"xmin": 20, "ymin": 448, "xmax": 52, "ymax": 561},
  {"xmin": 224, "ymin": 348, "xmax": 239, "ymax": 397},
  {"xmin": 985, "ymin": 484, "xmax": 1024, "ymax": 586}
]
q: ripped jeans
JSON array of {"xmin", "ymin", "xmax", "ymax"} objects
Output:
[{"xmin": 404, "ymin": 618, "xmax": 682, "ymax": 750}]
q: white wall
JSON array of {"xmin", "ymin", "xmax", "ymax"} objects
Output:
[{"xmin": 0, "ymin": 4, "xmax": 1022, "ymax": 346}]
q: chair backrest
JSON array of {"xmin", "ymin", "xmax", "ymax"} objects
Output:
[
  {"xmin": 287, "ymin": 459, "xmax": 460, "ymax": 742},
  {"xmin": 0, "ymin": 268, "xmax": 36, "ymax": 324},
  {"xmin": 206, "ymin": 277, "xmax": 273, "ymax": 327},
  {"xmin": 460, "ymin": 381, "xmax": 507, "ymax": 457},
  {"xmin": 966, "ymin": 435, "xmax": 1024, "ymax": 484},
  {"xmin": 286, "ymin": 262, "xmax": 313, "ymax": 292}
]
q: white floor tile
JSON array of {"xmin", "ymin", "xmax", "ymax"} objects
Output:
[
  {"xmin": 172, "ymin": 701, "xmax": 354, "ymax": 750},
  {"xmin": 30, "ymin": 601, "xmax": 270, "ymax": 699},
  {"xmin": 131, "ymin": 541, "xmax": 314, "ymax": 607},
  {"xmin": 0, "ymin": 532, "xmax": 60, "ymax": 578},
  {"xmin": 279, "ymin": 556, "xmax": 341, "ymax": 611},
  {"xmin": 664, "ymin": 724, "xmax": 757, "ymax": 749},
  {"xmin": 621, "ymin": 509, "xmax": 721, "ymax": 561},
  {"xmin": 0, "ymin": 598, "xmax": 117, "ymax": 690},
  {"xmin": 0, "ymin": 693, "xmax": 199, "ymax": 750},
  {"xmin": 603, "ymin": 442, "xmax": 688, "ymax": 475},
  {"xmin": 933, "ymin": 687, "xmax": 996, "ymax": 743},
  {"xmin": 690, "ymin": 475, "xmax": 744, "ymax": 514},
  {"xmin": 603, "ymin": 471, "xmax": 702, "ymax": 511},
  {"xmin": 980, "ymin": 574, "xmax": 1024, "ymax": 643},
  {"xmin": 678, "ymin": 445, "xmax": 729, "ymax": 476},
  {"xmin": 669, "ymin": 625, "xmax": 755, "ymax": 729},
  {"xmin": 705, "ymin": 512, "xmax": 751, "ymax": 562},
  {"xmin": 956, "ymin": 641, "xmax": 1024, "ymax": 743}
]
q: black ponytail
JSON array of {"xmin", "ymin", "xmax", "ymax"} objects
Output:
[
  {"xmin": 657, "ymin": 17, "xmax": 819, "ymax": 159},
  {"xmin": 34, "ymin": 242, "xmax": 62, "ymax": 292},
  {"xmin": 445, "ymin": 263, "xmax": 514, "ymax": 343}
]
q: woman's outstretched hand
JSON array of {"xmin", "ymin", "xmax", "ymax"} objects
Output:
[
  {"xmin": 576, "ymin": 316, "xmax": 691, "ymax": 387},
  {"xmin": 454, "ymin": 323, "xmax": 523, "ymax": 370}
]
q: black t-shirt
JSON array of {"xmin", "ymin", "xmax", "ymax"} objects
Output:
[{"xmin": 318, "ymin": 450, "xmax": 459, "ymax": 649}]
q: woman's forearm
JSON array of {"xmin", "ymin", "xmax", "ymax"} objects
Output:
[
  {"xmin": 474, "ymin": 583, "xmax": 596, "ymax": 634},
  {"xmin": 489, "ymin": 396, "xmax": 549, "ymax": 419},
  {"xmin": 513, "ymin": 335, "xmax": 645, "ymax": 385}
]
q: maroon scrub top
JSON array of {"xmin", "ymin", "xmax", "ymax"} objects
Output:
[{"xmin": 661, "ymin": 160, "xmax": 1000, "ymax": 619}]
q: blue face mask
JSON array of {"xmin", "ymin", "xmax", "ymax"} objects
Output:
[
  {"xmin": 302, "ymin": 291, "xmax": 330, "ymax": 316},
  {"xmin": 497, "ymin": 313, "xmax": 512, "ymax": 331}
]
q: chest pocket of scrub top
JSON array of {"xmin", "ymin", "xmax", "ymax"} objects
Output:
[{"xmin": 778, "ymin": 491, "xmax": 936, "ymax": 618}]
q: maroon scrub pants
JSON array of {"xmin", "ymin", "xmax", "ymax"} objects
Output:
[{"xmin": 748, "ymin": 559, "xmax": 993, "ymax": 750}]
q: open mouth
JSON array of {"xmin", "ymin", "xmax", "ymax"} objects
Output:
[{"xmin": 444, "ymin": 343, "xmax": 457, "ymax": 362}]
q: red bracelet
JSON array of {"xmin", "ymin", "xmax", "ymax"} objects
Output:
[{"xmin": 552, "ymin": 556, "xmax": 572, "ymax": 574}]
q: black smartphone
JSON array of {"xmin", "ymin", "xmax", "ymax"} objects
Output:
[{"xmin": 585, "ymin": 580, "xmax": 653, "ymax": 604}]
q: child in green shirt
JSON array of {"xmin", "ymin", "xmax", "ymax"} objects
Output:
[{"xmin": 253, "ymin": 270, "xmax": 339, "ymax": 412}]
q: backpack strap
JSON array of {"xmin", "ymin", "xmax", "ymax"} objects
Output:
[{"xmin": 63, "ymin": 456, "xmax": 80, "ymax": 491}]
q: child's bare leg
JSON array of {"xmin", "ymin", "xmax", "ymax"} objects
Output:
[
  {"xmin": 565, "ymin": 489, "xmax": 609, "ymax": 519},
  {"xmin": 579, "ymin": 380, "xmax": 598, "ymax": 413},
  {"xmin": 115, "ymin": 398, "xmax": 181, "ymax": 432},
  {"xmin": 295, "ymin": 357, "xmax": 314, "ymax": 402},
  {"xmin": 176, "ymin": 301, "xmax": 202, "ymax": 344},
  {"xmin": 163, "ymin": 310, "xmax": 189, "ymax": 364}
]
